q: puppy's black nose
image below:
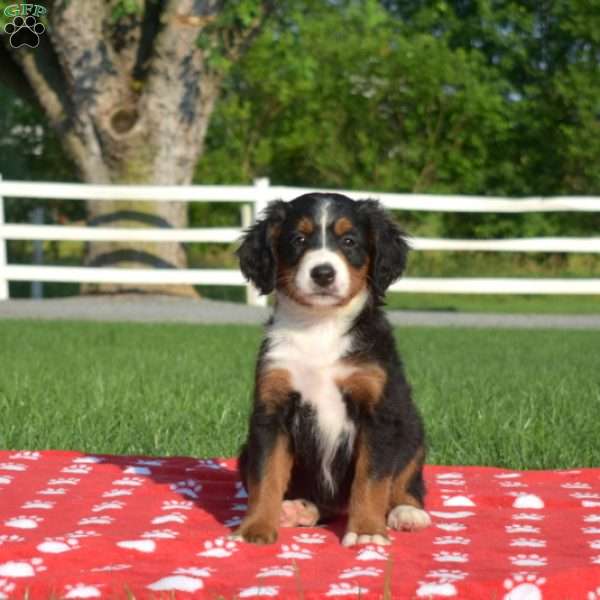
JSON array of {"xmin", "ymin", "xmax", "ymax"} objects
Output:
[{"xmin": 310, "ymin": 263, "xmax": 335, "ymax": 287}]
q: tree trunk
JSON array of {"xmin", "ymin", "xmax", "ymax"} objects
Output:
[{"xmin": 1, "ymin": 0, "xmax": 270, "ymax": 296}]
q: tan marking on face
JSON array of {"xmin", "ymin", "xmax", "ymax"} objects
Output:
[
  {"xmin": 236, "ymin": 434, "xmax": 293, "ymax": 544},
  {"xmin": 336, "ymin": 362, "xmax": 386, "ymax": 413},
  {"xmin": 346, "ymin": 434, "xmax": 390, "ymax": 537},
  {"xmin": 276, "ymin": 262, "xmax": 313, "ymax": 307},
  {"xmin": 390, "ymin": 447, "xmax": 425, "ymax": 509},
  {"xmin": 257, "ymin": 368, "xmax": 294, "ymax": 412},
  {"xmin": 334, "ymin": 217, "xmax": 354, "ymax": 236},
  {"xmin": 297, "ymin": 216, "xmax": 315, "ymax": 236}
]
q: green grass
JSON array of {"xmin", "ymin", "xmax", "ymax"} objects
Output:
[
  {"xmin": 385, "ymin": 293, "xmax": 600, "ymax": 314},
  {"xmin": 0, "ymin": 321, "xmax": 598, "ymax": 469}
]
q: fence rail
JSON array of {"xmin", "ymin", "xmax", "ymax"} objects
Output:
[{"xmin": 1, "ymin": 177, "xmax": 599, "ymax": 304}]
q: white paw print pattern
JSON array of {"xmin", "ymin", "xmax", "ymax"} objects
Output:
[
  {"xmin": 442, "ymin": 495, "xmax": 476, "ymax": 507},
  {"xmin": 561, "ymin": 482, "xmax": 591, "ymax": 489},
  {"xmin": 152, "ymin": 512, "xmax": 188, "ymax": 525},
  {"xmin": 5, "ymin": 515, "xmax": 43, "ymax": 529},
  {"xmin": 0, "ymin": 557, "xmax": 46, "ymax": 577},
  {"xmin": 37, "ymin": 537, "xmax": 80, "ymax": 554},
  {"xmin": 235, "ymin": 482, "xmax": 249, "ymax": 498},
  {"xmin": 224, "ymin": 516, "xmax": 242, "ymax": 528},
  {"xmin": 102, "ymin": 489, "xmax": 133, "ymax": 498},
  {"xmin": 61, "ymin": 464, "xmax": 92, "ymax": 474},
  {"xmin": 22, "ymin": 500, "xmax": 55, "ymax": 510},
  {"xmin": 416, "ymin": 581, "xmax": 459, "ymax": 598},
  {"xmin": 188, "ymin": 459, "xmax": 226, "ymax": 471},
  {"xmin": 495, "ymin": 473, "xmax": 521, "ymax": 479},
  {"xmin": 231, "ymin": 503, "xmax": 248, "ymax": 511},
  {"xmin": 9, "ymin": 451, "xmax": 41, "ymax": 461},
  {"xmin": 355, "ymin": 545, "xmax": 388, "ymax": 561},
  {"xmin": 135, "ymin": 459, "xmax": 163, "ymax": 466},
  {"xmin": 141, "ymin": 529, "xmax": 179, "ymax": 539},
  {"xmin": 0, "ymin": 475, "xmax": 13, "ymax": 485},
  {"xmin": 170, "ymin": 479, "xmax": 202, "ymax": 499},
  {"xmin": 48, "ymin": 478, "xmax": 80, "ymax": 486},
  {"xmin": 503, "ymin": 573, "xmax": 545, "ymax": 600},
  {"xmin": 239, "ymin": 586, "xmax": 280, "ymax": 597},
  {"xmin": 63, "ymin": 583, "xmax": 102, "ymax": 598},
  {"xmin": 123, "ymin": 466, "xmax": 151, "ymax": 475},
  {"xmin": 588, "ymin": 540, "xmax": 600, "ymax": 550},
  {"xmin": 509, "ymin": 554, "xmax": 547, "ymax": 567},
  {"xmin": 0, "ymin": 579, "xmax": 16, "ymax": 600},
  {"xmin": 588, "ymin": 586, "xmax": 600, "ymax": 600},
  {"xmin": 292, "ymin": 532, "xmax": 327, "ymax": 544},
  {"xmin": 257, "ymin": 566, "xmax": 296, "ymax": 578},
  {"xmin": 147, "ymin": 567, "xmax": 213, "ymax": 592},
  {"xmin": 0, "ymin": 535, "xmax": 24, "ymax": 545},
  {"xmin": 570, "ymin": 492, "xmax": 600, "ymax": 500},
  {"xmin": 513, "ymin": 513, "xmax": 544, "ymax": 521},
  {"xmin": 436, "ymin": 523, "xmax": 466, "ymax": 532},
  {"xmin": 78, "ymin": 516, "xmax": 114, "ymax": 526},
  {"xmin": 0, "ymin": 463, "xmax": 26, "ymax": 471},
  {"xmin": 198, "ymin": 537, "xmax": 239, "ymax": 558},
  {"xmin": 37, "ymin": 488, "xmax": 67, "ymax": 495},
  {"xmin": 277, "ymin": 544, "xmax": 313, "ymax": 560},
  {"xmin": 583, "ymin": 527, "xmax": 600, "ymax": 535},
  {"xmin": 162, "ymin": 500, "xmax": 193, "ymax": 511},
  {"xmin": 510, "ymin": 493, "xmax": 544, "ymax": 509},
  {"xmin": 66, "ymin": 530, "xmax": 99, "ymax": 539},
  {"xmin": 117, "ymin": 539, "xmax": 156, "ymax": 553},
  {"xmin": 499, "ymin": 482, "xmax": 528, "ymax": 488},
  {"xmin": 584, "ymin": 515, "xmax": 600, "ymax": 523},
  {"xmin": 326, "ymin": 583, "xmax": 368, "ymax": 596},
  {"xmin": 339, "ymin": 566, "xmax": 382, "ymax": 578},
  {"xmin": 506, "ymin": 524, "xmax": 540, "ymax": 534},
  {"xmin": 73, "ymin": 456, "xmax": 103, "ymax": 464},
  {"xmin": 592, "ymin": 556, "xmax": 600, "ymax": 565},
  {"xmin": 509, "ymin": 538, "xmax": 547, "ymax": 548},
  {"xmin": 425, "ymin": 569, "xmax": 468, "ymax": 582},
  {"xmin": 430, "ymin": 511, "xmax": 475, "ymax": 520},
  {"xmin": 90, "ymin": 564, "xmax": 131, "ymax": 572},
  {"xmin": 91, "ymin": 501, "xmax": 126, "ymax": 512},
  {"xmin": 433, "ymin": 551, "xmax": 469, "ymax": 563},
  {"xmin": 433, "ymin": 536, "xmax": 470, "ymax": 545},
  {"xmin": 112, "ymin": 477, "xmax": 144, "ymax": 487}
]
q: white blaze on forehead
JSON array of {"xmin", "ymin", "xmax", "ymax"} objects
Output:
[
  {"xmin": 320, "ymin": 200, "xmax": 330, "ymax": 249},
  {"xmin": 295, "ymin": 249, "xmax": 350, "ymax": 300}
]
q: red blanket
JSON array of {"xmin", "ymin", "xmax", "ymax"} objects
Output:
[{"xmin": 0, "ymin": 451, "xmax": 598, "ymax": 599}]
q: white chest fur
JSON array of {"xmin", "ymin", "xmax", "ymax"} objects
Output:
[{"xmin": 264, "ymin": 293, "xmax": 367, "ymax": 491}]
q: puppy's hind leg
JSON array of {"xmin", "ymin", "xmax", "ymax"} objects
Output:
[
  {"xmin": 387, "ymin": 448, "xmax": 431, "ymax": 532},
  {"xmin": 280, "ymin": 499, "xmax": 320, "ymax": 527}
]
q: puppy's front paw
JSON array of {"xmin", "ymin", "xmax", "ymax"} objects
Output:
[
  {"xmin": 387, "ymin": 504, "xmax": 431, "ymax": 531},
  {"xmin": 233, "ymin": 519, "xmax": 278, "ymax": 545}
]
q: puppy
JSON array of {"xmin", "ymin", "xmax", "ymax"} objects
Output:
[{"xmin": 235, "ymin": 192, "xmax": 430, "ymax": 546}]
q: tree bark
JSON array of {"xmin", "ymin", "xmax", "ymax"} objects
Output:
[{"xmin": 1, "ymin": 0, "xmax": 271, "ymax": 296}]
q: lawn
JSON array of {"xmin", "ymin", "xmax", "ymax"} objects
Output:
[{"xmin": 0, "ymin": 320, "xmax": 598, "ymax": 469}]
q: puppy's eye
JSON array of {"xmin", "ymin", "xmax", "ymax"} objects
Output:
[
  {"xmin": 292, "ymin": 234, "xmax": 306, "ymax": 246},
  {"xmin": 342, "ymin": 237, "xmax": 356, "ymax": 248}
]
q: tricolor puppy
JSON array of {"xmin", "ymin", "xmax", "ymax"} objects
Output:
[{"xmin": 235, "ymin": 193, "xmax": 430, "ymax": 546}]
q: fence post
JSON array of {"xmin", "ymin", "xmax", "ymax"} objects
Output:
[
  {"xmin": 31, "ymin": 206, "xmax": 44, "ymax": 300},
  {"xmin": 0, "ymin": 174, "xmax": 8, "ymax": 301}
]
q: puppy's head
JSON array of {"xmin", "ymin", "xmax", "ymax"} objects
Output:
[{"xmin": 237, "ymin": 193, "xmax": 408, "ymax": 307}]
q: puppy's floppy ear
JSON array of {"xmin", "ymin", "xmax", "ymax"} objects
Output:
[
  {"xmin": 357, "ymin": 199, "xmax": 409, "ymax": 297},
  {"xmin": 236, "ymin": 200, "xmax": 288, "ymax": 295}
]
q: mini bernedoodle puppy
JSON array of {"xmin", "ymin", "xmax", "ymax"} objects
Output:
[{"xmin": 234, "ymin": 192, "xmax": 430, "ymax": 546}]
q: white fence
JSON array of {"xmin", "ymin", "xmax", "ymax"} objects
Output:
[{"xmin": 1, "ymin": 176, "xmax": 599, "ymax": 305}]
